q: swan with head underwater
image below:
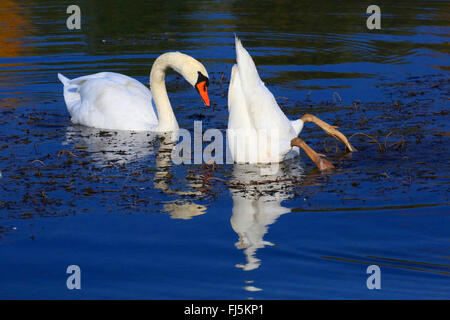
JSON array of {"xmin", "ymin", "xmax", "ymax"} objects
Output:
[
  {"xmin": 227, "ymin": 36, "xmax": 356, "ymax": 171},
  {"xmin": 58, "ymin": 52, "xmax": 210, "ymax": 132}
]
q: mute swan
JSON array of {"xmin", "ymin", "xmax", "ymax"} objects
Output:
[
  {"xmin": 58, "ymin": 52, "xmax": 210, "ymax": 131},
  {"xmin": 227, "ymin": 37, "xmax": 355, "ymax": 171}
]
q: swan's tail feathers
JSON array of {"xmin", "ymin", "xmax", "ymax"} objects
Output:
[
  {"xmin": 58, "ymin": 73, "xmax": 70, "ymax": 85},
  {"xmin": 234, "ymin": 36, "xmax": 262, "ymax": 94},
  {"xmin": 291, "ymin": 119, "xmax": 304, "ymax": 136},
  {"xmin": 58, "ymin": 73, "xmax": 79, "ymax": 116}
]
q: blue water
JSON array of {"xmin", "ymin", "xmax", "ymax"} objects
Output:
[{"xmin": 0, "ymin": 0, "xmax": 449, "ymax": 299}]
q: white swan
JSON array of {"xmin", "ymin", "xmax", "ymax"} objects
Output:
[
  {"xmin": 58, "ymin": 52, "xmax": 210, "ymax": 132},
  {"xmin": 227, "ymin": 36, "xmax": 355, "ymax": 170}
]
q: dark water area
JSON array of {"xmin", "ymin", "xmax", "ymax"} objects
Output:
[{"xmin": 0, "ymin": 0, "xmax": 449, "ymax": 299}]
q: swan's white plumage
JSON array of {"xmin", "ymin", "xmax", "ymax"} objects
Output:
[
  {"xmin": 58, "ymin": 52, "xmax": 209, "ymax": 132},
  {"xmin": 227, "ymin": 37, "xmax": 303, "ymax": 163},
  {"xmin": 58, "ymin": 72, "xmax": 158, "ymax": 131}
]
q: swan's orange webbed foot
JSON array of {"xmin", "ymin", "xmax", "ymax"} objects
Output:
[
  {"xmin": 315, "ymin": 155, "xmax": 335, "ymax": 171},
  {"xmin": 291, "ymin": 137, "xmax": 335, "ymax": 172},
  {"xmin": 301, "ymin": 114, "xmax": 356, "ymax": 152}
]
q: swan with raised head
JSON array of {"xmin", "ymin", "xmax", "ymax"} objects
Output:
[
  {"xmin": 58, "ymin": 52, "xmax": 210, "ymax": 132},
  {"xmin": 227, "ymin": 36, "xmax": 355, "ymax": 171}
]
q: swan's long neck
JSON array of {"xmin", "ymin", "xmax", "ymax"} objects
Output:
[{"xmin": 150, "ymin": 53, "xmax": 183, "ymax": 132}]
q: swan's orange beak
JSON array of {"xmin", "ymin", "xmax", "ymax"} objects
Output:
[{"xmin": 196, "ymin": 81, "xmax": 210, "ymax": 107}]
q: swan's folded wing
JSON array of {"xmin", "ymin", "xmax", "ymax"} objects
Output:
[
  {"xmin": 59, "ymin": 72, "xmax": 158, "ymax": 130},
  {"xmin": 58, "ymin": 72, "xmax": 122, "ymax": 115},
  {"xmin": 69, "ymin": 72, "xmax": 153, "ymax": 104},
  {"xmin": 228, "ymin": 64, "xmax": 252, "ymax": 129},
  {"xmin": 227, "ymin": 64, "xmax": 258, "ymax": 163},
  {"xmin": 78, "ymin": 77, "xmax": 157, "ymax": 130}
]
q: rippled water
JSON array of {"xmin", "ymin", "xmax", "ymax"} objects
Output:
[{"xmin": 0, "ymin": 0, "xmax": 449, "ymax": 299}]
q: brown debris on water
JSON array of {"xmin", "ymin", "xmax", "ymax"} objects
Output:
[{"xmin": 57, "ymin": 149, "xmax": 78, "ymax": 158}]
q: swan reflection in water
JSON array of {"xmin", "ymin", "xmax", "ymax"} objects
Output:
[
  {"xmin": 63, "ymin": 125, "xmax": 160, "ymax": 166},
  {"xmin": 152, "ymin": 133, "xmax": 208, "ymax": 220},
  {"xmin": 63, "ymin": 126, "xmax": 207, "ymax": 219},
  {"xmin": 229, "ymin": 161, "xmax": 305, "ymax": 272},
  {"xmin": 64, "ymin": 125, "xmax": 312, "ymax": 271}
]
